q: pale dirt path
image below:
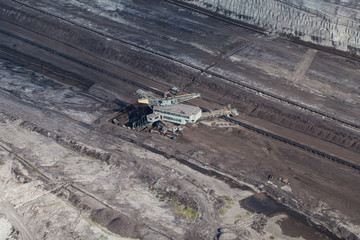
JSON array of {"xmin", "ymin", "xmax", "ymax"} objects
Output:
[
  {"xmin": 0, "ymin": 196, "xmax": 35, "ymax": 240},
  {"xmin": 293, "ymin": 49, "xmax": 318, "ymax": 84}
]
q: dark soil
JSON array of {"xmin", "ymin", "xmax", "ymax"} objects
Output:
[{"xmin": 0, "ymin": 0, "xmax": 359, "ymax": 239}]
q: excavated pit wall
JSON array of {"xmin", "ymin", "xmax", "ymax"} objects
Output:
[{"xmin": 180, "ymin": 0, "xmax": 360, "ymax": 54}]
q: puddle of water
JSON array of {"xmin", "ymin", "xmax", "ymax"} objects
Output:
[
  {"xmin": 240, "ymin": 193, "xmax": 338, "ymax": 240},
  {"xmin": 241, "ymin": 192, "xmax": 285, "ymax": 215},
  {"xmin": 277, "ymin": 214, "xmax": 332, "ymax": 240}
]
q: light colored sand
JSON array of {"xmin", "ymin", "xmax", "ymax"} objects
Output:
[{"xmin": 0, "ymin": 217, "xmax": 13, "ymax": 240}]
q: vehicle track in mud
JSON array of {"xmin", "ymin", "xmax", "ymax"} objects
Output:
[
  {"xmin": 5, "ymin": 0, "xmax": 360, "ymax": 131},
  {"xmin": 1, "ymin": 26, "xmax": 359, "ymax": 174},
  {"xmin": 221, "ymin": 116, "xmax": 360, "ymax": 171}
]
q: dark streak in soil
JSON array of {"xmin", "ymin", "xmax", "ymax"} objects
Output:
[{"xmin": 222, "ymin": 116, "xmax": 360, "ymax": 171}]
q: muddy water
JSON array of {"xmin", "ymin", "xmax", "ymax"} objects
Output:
[
  {"xmin": 277, "ymin": 214, "xmax": 333, "ymax": 240},
  {"xmin": 241, "ymin": 193, "xmax": 336, "ymax": 240}
]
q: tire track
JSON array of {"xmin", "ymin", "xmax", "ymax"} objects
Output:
[{"xmin": 221, "ymin": 116, "xmax": 360, "ymax": 171}]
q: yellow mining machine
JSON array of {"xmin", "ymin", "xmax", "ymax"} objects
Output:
[{"xmin": 111, "ymin": 88, "xmax": 238, "ymax": 138}]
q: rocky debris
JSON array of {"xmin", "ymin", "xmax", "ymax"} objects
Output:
[
  {"xmin": 0, "ymin": 217, "xmax": 14, "ymax": 240},
  {"xmin": 216, "ymin": 228, "xmax": 239, "ymax": 240},
  {"xmin": 67, "ymin": 190, "xmax": 92, "ymax": 212},
  {"xmin": 11, "ymin": 166, "xmax": 32, "ymax": 184},
  {"xmin": 9, "ymin": 227, "xmax": 20, "ymax": 240},
  {"xmin": 19, "ymin": 121, "xmax": 112, "ymax": 164},
  {"xmin": 139, "ymin": 170, "xmax": 200, "ymax": 215},
  {"xmin": 251, "ymin": 214, "xmax": 267, "ymax": 233},
  {"xmin": 208, "ymin": 189, "xmax": 225, "ymax": 210},
  {"xmin": 328, "ymin": 224, "xmax": 359, "ymax": 240},
  {"xmin": 91, "ymin": 208, "xmax": 147, "ymax": 239},
  {"xmin": 0, "ymin": 112, "xmax": 19, "ymax": 124}
]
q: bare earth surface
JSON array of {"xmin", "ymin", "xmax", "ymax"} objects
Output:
[{"xmin": 0, "ymin": 0, "xmax": 359, "ymax": 239}]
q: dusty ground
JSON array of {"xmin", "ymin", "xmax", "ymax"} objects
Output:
[{"xmin": 0, "ymin": 0, "xmax": 359, "ymax": 239}]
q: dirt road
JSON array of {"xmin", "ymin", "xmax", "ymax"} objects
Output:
[{"xmin": 0, "ymin": 196, "xmax": 34, "ymax": 240}]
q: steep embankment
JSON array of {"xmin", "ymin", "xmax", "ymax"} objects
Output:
[{"xmin": 179, "ymin": 0, "xmax": 360, "ymax": 55}]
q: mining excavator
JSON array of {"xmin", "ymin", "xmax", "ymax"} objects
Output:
[{"xmin": 111, "ymin": 88, "xmax": 238, "ymax": 137}]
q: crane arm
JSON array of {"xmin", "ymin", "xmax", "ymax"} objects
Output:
[
  {"xmin": 166, "ymin": 93, "xmax": 201, "ymax": 104},
  {"xmin": 136, "ymin": 89, "xmax": 200, "ymax": 106}
]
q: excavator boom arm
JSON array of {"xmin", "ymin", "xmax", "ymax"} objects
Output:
[
  {"xmin": 137, "ymin": 89, "xmax": 200, "ymax": 106},
  {"xmin": 166, "ymin": 93, "xmax": 201, "ymax": 104}
]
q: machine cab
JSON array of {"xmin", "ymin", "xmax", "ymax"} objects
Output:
[{"xmin": 146, "ymin": 113, "xmax": 162, "ymax": 123}]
